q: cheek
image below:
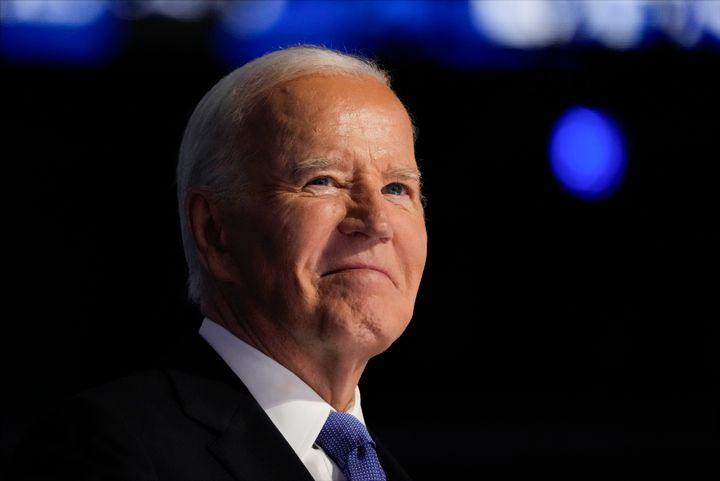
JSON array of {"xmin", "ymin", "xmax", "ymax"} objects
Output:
[
  {"xmin": 276, "ymin": 201, "xmax": 345, "ymax": 267},
  {"xmin": 396, "ymin": 217, "xmax": 428, "ymax": 280}
]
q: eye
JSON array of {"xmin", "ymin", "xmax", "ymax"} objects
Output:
[
  {"xmin": 304, "ymin": 176, "xmax": 341, "ymax": 194},
  {"xmin": 307, "ymin": 176, "xmax": 332, "ymax": 186},
  {"xmin": 382, "ymin": 182, "xmax": 408, "ymax": 196}
]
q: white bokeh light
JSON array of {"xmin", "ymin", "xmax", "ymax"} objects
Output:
[
  {"xmin": 694, "ymin": 0, "xmax": 720, "ymax": 41},
  {"xmin": 0, "ymin": 0, "xmax": 108, "ymax": 26},
  {"xmin": 470, "ymin": 0, "xmax": 579, "ymax": 49},
  {"xmin": 582, "ymin": 0, "xmax": 646, "ymax": 49},
  {"xmin": 651, "ymin": 0, "xmax": 703, "ymax": 47},
  {"xmin": 138, "ymin": 0, "xmax": 217, "ymax": 21}
]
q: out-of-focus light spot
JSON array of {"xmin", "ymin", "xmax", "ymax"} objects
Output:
[
  {"xmin": 652, "ymin": 0, "xmax": 704, "ymax": 47},
  {"xmin": 549, "ymin": 107, "xmax": 627, "ymax": 201},
  {"xmin": 377, "ymin": 0, "xmax": 426, "ymax": 24},
  {"xmin": 582, "ymin": 0, "xmax": 646, "ymax": 49},
  {"xmin": 0, "ymin": 0, "xmax": 119, "ymax": 64},
  {"xmin": 220, "ymin": 0, "xmax": 287, "ymax": 39},
  {"xmin": 212, "ymin": 0, "xmax": 715, "ymax": 68},
  {"xmin": 0, "ymin": 0, "xmax": 107, "ymax": 26},
  {"xmin": 138, "ymin": 0, "xmax": 214, "ymax": 21},
  {"xmin": 374, "ymin": 0, "xmax": 430, "ymax": 33},
  {"xmin": 695, "ymin": 0, "xmax": 720, "ymax": 41},
  {"xmin": 216, "ymin": 1, "xmax": 374, "ymax": 66},
  {"xmin": 469, "ymin": 0, "xmax": 579, "ymax": 49}
]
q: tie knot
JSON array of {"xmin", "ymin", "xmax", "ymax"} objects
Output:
[
  {"xmin": 315, "ymin": 412, "xmax": 386, "ymax": 481},
  {"xmin": 317, "ymin": 412, "xmax": 373, "ymax": 458}
]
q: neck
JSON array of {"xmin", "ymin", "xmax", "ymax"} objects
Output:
[{"xmin": 202, "ymin": 293, "xmax": 368, "ymax": 411}]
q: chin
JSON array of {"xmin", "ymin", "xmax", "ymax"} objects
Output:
[
  {"xmin": 314, "ymin": 296, "xmax": 413, "ymax": 354},
  {"xmin": 345, "ymin": 309, "xmax": 411, "ymax": 357}
]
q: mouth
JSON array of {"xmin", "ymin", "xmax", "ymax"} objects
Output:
[{"xmin": 322, "ymin": 264, "xmax": 393, "ymax": 282}]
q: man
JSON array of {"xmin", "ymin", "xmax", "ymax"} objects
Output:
[{"xmin": 9, "ymin": 46, "xmax": 427, "ymax": 481}]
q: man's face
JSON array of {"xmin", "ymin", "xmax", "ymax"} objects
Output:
[{"xmin": 222, "ymin": 74, "xmax": 427, "ymax": 358}]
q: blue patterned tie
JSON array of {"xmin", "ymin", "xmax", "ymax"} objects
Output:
[{"xmin": 315, "ymin": 411, "xmax": 387, "ymax": 481}]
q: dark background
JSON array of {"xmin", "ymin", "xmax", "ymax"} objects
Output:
[{"xmin": 2, "ymin": 13, "xmax": 719, "ymax": 477}]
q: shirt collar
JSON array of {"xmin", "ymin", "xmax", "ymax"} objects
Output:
[{"xmin": 198, "ymin": 317, "xmax": 365, "ymax": 460}]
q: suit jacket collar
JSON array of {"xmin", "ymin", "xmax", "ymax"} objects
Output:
[
  {"xmin": 161, "ymin": 335, "xmax": 314, "ymax": 481},
  {"xmin": 162, "ymin": 333, "xmax": 413, "ymax": 481}
]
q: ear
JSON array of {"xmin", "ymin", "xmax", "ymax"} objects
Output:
[{"xmin": 186, "ymin": 188, "xmax": 238, "ymax": 284}]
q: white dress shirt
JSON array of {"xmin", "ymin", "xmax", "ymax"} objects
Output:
[{"xmin": 199, "ymin": 317, "xmax": 366, "ymax": 481}]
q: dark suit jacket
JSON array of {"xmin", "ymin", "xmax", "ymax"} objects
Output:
[{"xmin": 8, "ymin": 336, "xmax": 412, "ymax": 481}]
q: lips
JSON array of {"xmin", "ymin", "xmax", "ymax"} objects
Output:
[{"xmin": 322, "ymin": 263, "xmax": 393, "ymax": 282}]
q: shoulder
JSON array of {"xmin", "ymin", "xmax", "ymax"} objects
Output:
[
  {"xmin": 5, "ymin": 334, "xmax": 268, "ymax": 481},
  {"xmin": 74, "ymin": 368, "xmax": 179, "ymax": 421},
  {"xmin": 6, "ymin": 370, "xmax": 172, "ymax": 480},
  {"xmin": 6, "ymin": 367, "xmax": 250, "ymax": 481},
  {"xmin": 44, "ymin": 366, "xmax": 241, "ymax": 440}
]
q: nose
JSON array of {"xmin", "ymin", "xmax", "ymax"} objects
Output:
[{"xmin": 337, "ymin": 188, "xmax": 393, "ymax": 242}]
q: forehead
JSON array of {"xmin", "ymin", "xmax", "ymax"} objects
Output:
[
  {"xmin": 269, "ymin": 73, "xmax": 401, "ymax": 109},
  {"xmin": 245, "ymin": 73, "xmax": 416, "ymax": 169},
  {"xmin": 263, "ymin": 74, "xmax": 410, "ymax": 134}
]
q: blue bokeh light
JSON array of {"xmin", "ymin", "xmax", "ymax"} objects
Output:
[
  {"xmin": 549, "ymin": 106, "xmax": 627, "ymax": 200},
  {"xmin": 0, "ymin": 0, "xmax": 120, "ymax": 64},
  {"xmin": 215, "ymin": 0, "xmax": 378, "ymax": 66}
]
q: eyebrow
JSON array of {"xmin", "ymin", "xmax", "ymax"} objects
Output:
[
  {"xmin": 292, "ymin": 158, "xmax": 422, "ymax": 183},
  {"xmin": 292, "ymin": 158, "xmax": 337, "ymax": 179},
  {"xmin": 388, "ymin": 166, "xmax": 422, "ymax": 183}
]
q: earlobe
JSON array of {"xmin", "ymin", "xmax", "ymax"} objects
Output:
[{"xmin": 186, "ymin": 189, "xmax": 238, "ymax": 283}]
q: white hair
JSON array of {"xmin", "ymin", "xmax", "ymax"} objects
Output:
[{"xmin": 176, "ymin": 46, "xmax": 392, "ymax": 305}]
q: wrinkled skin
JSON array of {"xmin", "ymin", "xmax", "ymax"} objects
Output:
[{"xmin": 189, "ymin": 74, "xmax": 427, "ymax": 409}]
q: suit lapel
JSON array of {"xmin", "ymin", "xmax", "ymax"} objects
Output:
[
  {"xmin": 163, "ymin": 337, "xmax": 315, "ymax": 481},
  {"xmin": 161, "ymin": 334, "xmax": 412, "ymax": 481},
  {"xmin": 207, "ymin": 403, "xmax": 315, "ymax": 481}
]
